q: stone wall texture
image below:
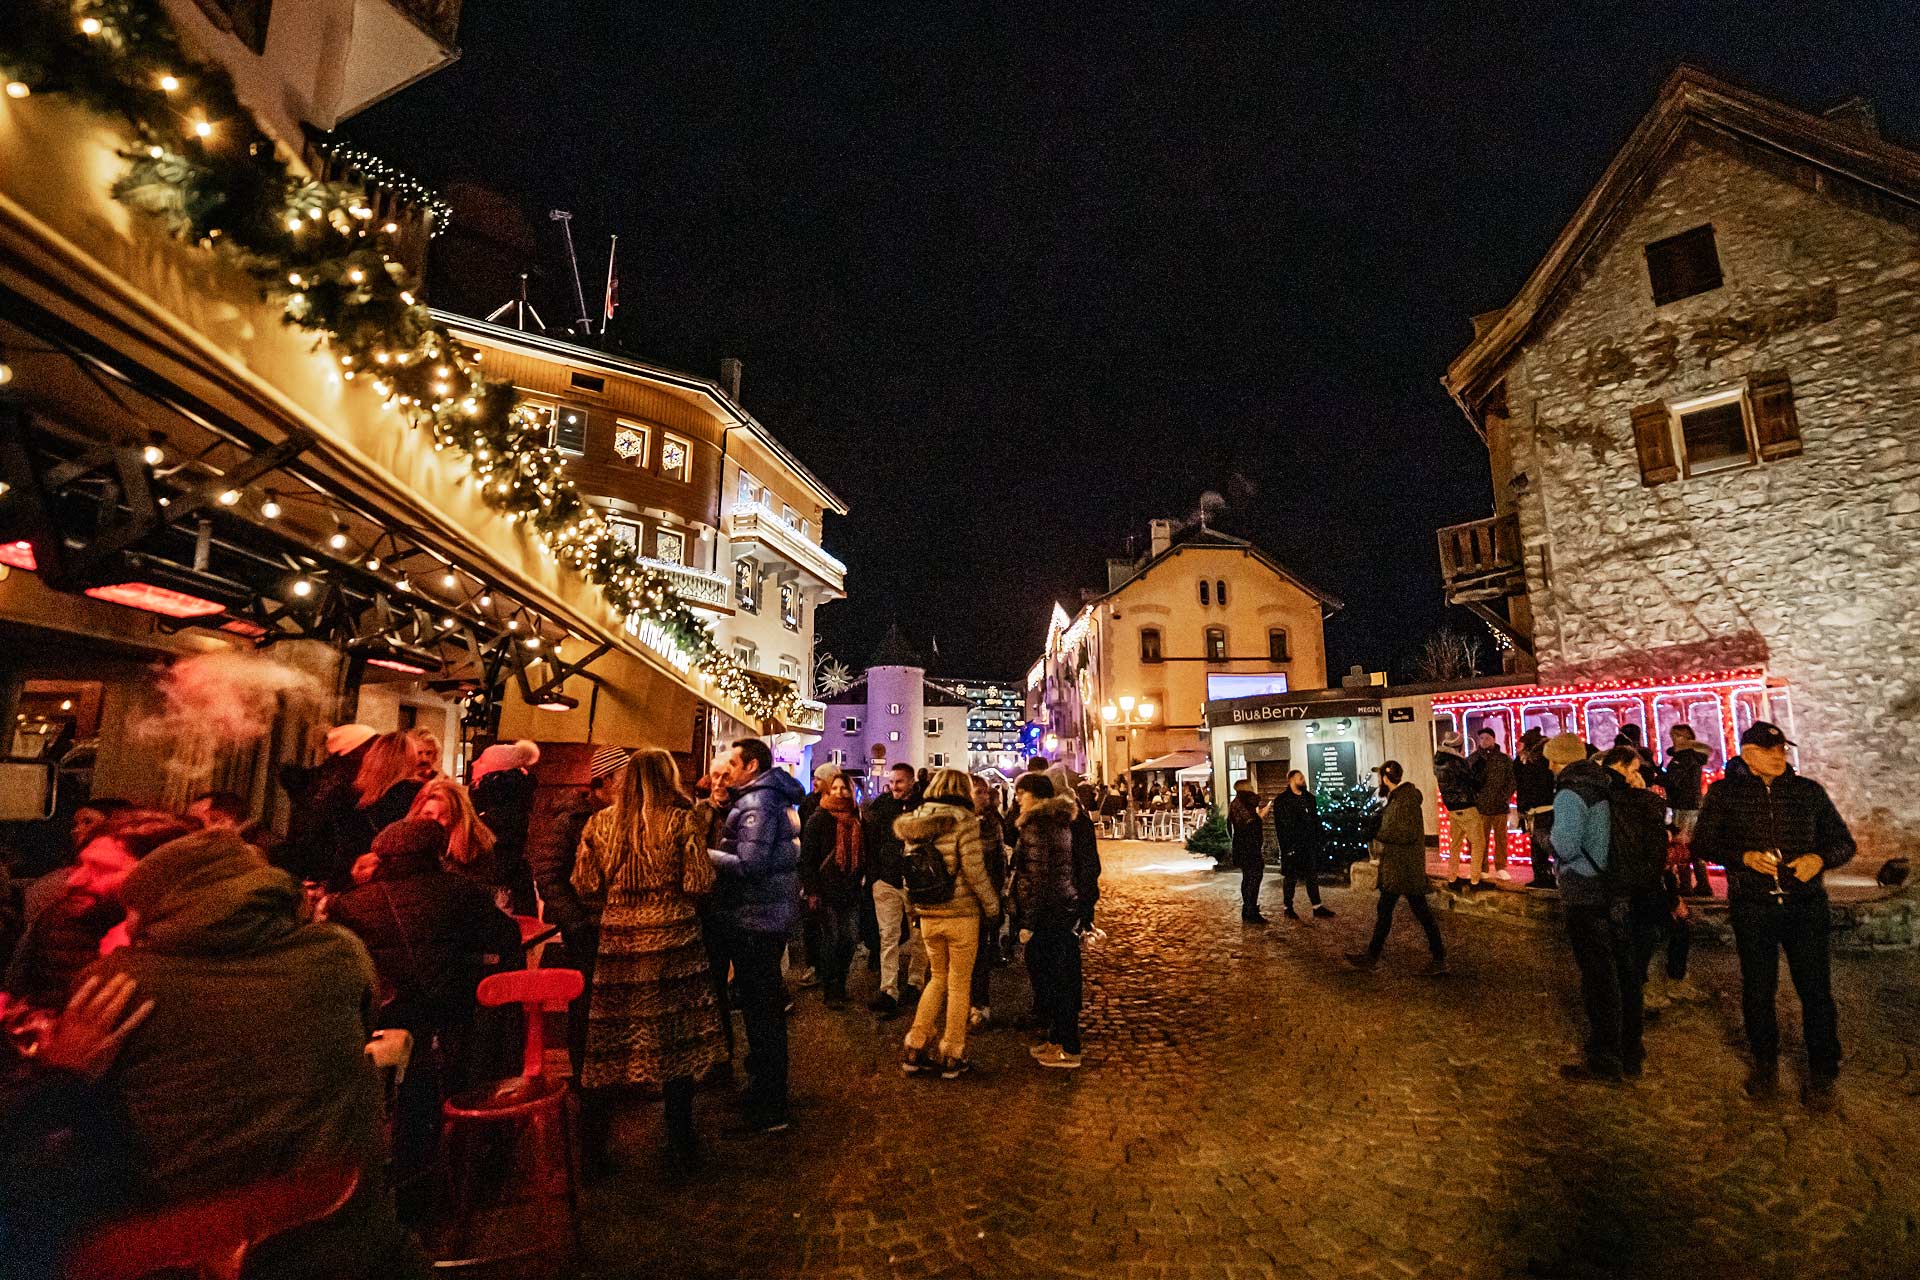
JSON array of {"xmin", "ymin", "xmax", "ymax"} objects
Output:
[{"xmin": 1504, "ymin": 132, "xmax": 1920, "ymax": 852}]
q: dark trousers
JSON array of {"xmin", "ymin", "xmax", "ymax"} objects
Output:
[
  {"xmin": 817, "ymin": 899, "xmax": 861, "ymax": 997},
  {"xmin": 1025, "ymin": 925, "xmax": 1082, "ymax": 1054},
  {"xmin": 697, "ymin": 906, "xmax": 735, "ymax": 1061},
  {"xmin": 969, "ymin": 913, "xmax": 998, "ymax": 1008},
  {"xmin": 1565, "ymin": 900, "xmax": 1644, "ymax": 1074},
  {"xmin": 1239, "ymin": 861, "xmax": 1265, "ymax": 918},
  {"xmin": 663, "ymin": 1076, "xmax": 696, "ymax": 1153},
  {"xmin": 859, "ymin": 884, "xmax": 881, "ymax": 969},
  {"xmin": 1730, "ymin": 896, "xmax": 1841, "ymax": 1076},
  {"xmin": 1367, "ymin": 891, "xmax": 1444, "ymax": 960},
  {"xmin": 720, "ymin": 923, "xmax": 789, "ymax": 1120},
  {"xmin": 1525, "ymin": 810, "xmax": 1556, "ymax": 882},
  {"xmin": 1281, "ymin": 846, "xmax": 1323, "ymax": 910}
]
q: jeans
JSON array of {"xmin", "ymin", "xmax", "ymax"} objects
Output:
[
  {"xmin": 1565, "ymin": 900, "xmax": 1644, "ymax": 1074},
  {"xmin": 969, "ymin": 913, "xmax": 998, "ymax": 1009},
  {"xmin": 1730, "ymin": 896, "xmax": 1841, "ymax": 1076},
  {"xmin": 1367, "ymin": 891, "xmax": 1444, "ymax": 960},
  {"xmin": 1280, "ymin": 845, "xmax": 1323, "ymax": 910},
  {"xmin": 1239, "ymin": 861, "xmax": 1265, "ymax": 918},
  {"xmin": 906, "ymin": 914, "xmax": 982, "ymax": 1062},
  {"xmin": 872, "ymin": 880, "xmax": 929, "ymax": 996},
  {"xmin": 719, "ymin": 923, "xmax": 788, "ymax": 1120},
  {"xmin": 817, "ymin": 899, "xmax": 861, "ymax": 997},
  {"xmin": 1025, "ymin": 925, "xmax": 1082, "ymax": 1054}
]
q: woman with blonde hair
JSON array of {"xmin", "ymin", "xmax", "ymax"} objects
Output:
[
  {"xmin": 572, "ymin": 748, "xmax": 727, "ymax": 1166},
  {"xmin": 893, "ymin": 768, "xmax": 999, "ymax": 1079},
  {"xmin": 407, "ymin": 775, "xmax": 501, "ymax": 894},
  {"xmin": 320, "ymin": 730, "xmax": 426, "ymax": 888}
]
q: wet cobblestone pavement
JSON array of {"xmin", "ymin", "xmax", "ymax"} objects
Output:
[{"xmin": 582, "ymin": 842, "xmax": 1920, "ymax": 1280}]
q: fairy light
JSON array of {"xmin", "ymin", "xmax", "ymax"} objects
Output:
[
  {"xmin": 4, "ymin": 82, "xmax": 29, "ymax": 100},
  {"xmin": 217, "ymin": 489, "xmax": 240, "ymax": 506},
  {"xmin": 158, "ymin": 74, "xmax": 179, "ymax": 92}
]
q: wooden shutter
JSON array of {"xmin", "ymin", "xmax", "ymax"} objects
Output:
[
  {"xmin": 1748, "ymin": 370, "xmax": 1803, "ymax": 461},
  {"xmin": 1630, "ymin": 402, "xmax": 1679, "ymax": 485}
]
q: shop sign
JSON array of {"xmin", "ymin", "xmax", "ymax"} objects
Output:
[
  {"xmin": 1308, "ymin": 739, "xmax": 1358, "ymax": 791},
  {"xmin": 1388, "ymin": 707, "xmax": 1415, "ymax": 723},
  {"xmin": 1205, "ymin": 695, "xmax": 1383, "ymax": 729}
]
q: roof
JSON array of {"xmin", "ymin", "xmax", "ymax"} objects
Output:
[
  {"xmin": 434, "ymin": 311, "xmax": 848, "ymax": 514},
  {"xmin": 922, "ymin": 683, "xmax": 977, "ymax": 708},
  {"xmin": 1444, "ymin": 65, "xmax": 1920, "ymax": 423},
  {"xmin": 867, "ymin": 623, "xmax": 924, "ymax": 669},
  {"xmin": 1100, "ymin": 526, "xmax": 1343, "ymax": 616}
]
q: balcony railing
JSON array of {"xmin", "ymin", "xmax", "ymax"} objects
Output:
[
  {"xmin": 638, "ymin": 557, "xmax": 731, "ymax": 611},
  {"xmin": 726, "ymin": 504, "xmax": 847, "ymax": 597},
  {"xmin": 1438, "ymin": 513, "xmax": 1527, "ymax": 604}
]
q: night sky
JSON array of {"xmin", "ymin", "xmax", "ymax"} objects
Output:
[{"xmin": 346, "ymin": 2, "xmax": 1918, "ymax": 683}]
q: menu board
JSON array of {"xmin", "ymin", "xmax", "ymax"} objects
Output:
[{"xmin": 1308, "ymin": 739, "xmax": 1358, "ymax": 792}]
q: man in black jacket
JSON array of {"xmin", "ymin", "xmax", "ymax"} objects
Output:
[
  {"xmin": 1514, "ymin": 729, "xmax": 1557, "ymax": 888},
  {"xmin": 863, "ymin": 763, "xmax": 924, "ymax": 1015},
  {"xmin": 1665, "ymin": 725, "xmax": 1714, "ymax": 895},
  {"xmin": 1692, "ymin": 722, "xmax": 1855, "ymax": 1111}
]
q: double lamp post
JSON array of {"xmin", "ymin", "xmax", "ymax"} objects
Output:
[{"xmin": 1101, "ymin": 694, "xmax": 1156, "ymax": 840}]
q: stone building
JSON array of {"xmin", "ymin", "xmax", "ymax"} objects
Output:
[
  {"xmin": 1440, "ymin": 66, "xmax": 1920, "ymax": 851},
  {"xmin": 1026, "ymin": 521, "xmax": 1338, "ymax": 784}
]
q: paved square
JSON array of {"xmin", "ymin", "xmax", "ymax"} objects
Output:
[{"xmin": 582, "ymin": 841, "xmax": 1920, "ymax": 1279}]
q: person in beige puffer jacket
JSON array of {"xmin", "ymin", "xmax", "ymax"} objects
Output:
[{"xmin": 894, "ymin": 768, "xmax": 1000, "ymax": 1078}]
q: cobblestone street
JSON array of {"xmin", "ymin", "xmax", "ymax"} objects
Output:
[{"xmin": 582, "ymin": 841, "xmax": 1920, "ymax": 1280}]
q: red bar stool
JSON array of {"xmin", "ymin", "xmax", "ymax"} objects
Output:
[
  {"xmin": 513, "ymin": 913, "xmax": 561, "ymax": 965},
  {"xmin": 430, "ymin": 968, "xmax": 585, "ymax": 1275}
]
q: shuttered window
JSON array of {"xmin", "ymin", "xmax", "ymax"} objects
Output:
[
  {"xmin": 1645, "ymin": 225, "xmax": 1723, "ymax": 306},
  {"xmin": 1630, "ymin": 402, "xmax": 1680, "ymax": 486},
  {"xmin": 1678, "ymin": 401, "xmax": 1752, "ymax": 474},
  {"xmin": 1748, "ymin": 370, "xmax": 1804, "ymax": 461}
]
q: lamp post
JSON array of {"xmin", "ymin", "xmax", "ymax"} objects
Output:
[
  {"xmin": 1101, "ymin": 695, "xmax": 1157, "ymax": 840},
  {"xmin": 1044, "ymin": 732, "xmax": 1059, "ymax": 758}
]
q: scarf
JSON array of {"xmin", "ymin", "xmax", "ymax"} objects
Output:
[{"xmin": 822, "ymin": 791, "xmax": 863, "ymax": 874}]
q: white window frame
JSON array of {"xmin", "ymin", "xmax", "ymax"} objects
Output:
[
  {"xmin": 778, "ymin": 656, "xmax": 799, "ymax": 682},
  {"xmin": 659, "ymin": 433, "xmax": 692, "ymax": 482},
  {"xmin": 732, "ymin": 641, "xmax": 757, "ymax": 669},
  {"xmin": 612, "ymin": 420, "xmax": 649, "ymax": 466},
  {"xmin": 842, "ymin": 717, "xmax": 861, "ymax": 733},
  {"xmin": 930, "ymin": 753, "xmax": 946, "ymax": 767},
  {"xmin": 925, "ymin": 717, "xmax": 944, "ymax": 735},
  {"xmin": 829, "ymin": 749, "xmax": 845, "ymax": 765},
  {"xmin": 889, "ymin": 703, "xmax": 901, "ymax": 715},
  {"xmin": 888, "ymin": 730, "xmax": 900, "ymax": 743},
  {"xmin": 737, "ymin": 470, "xmax": 755, "ymax": 506},
  {"xmin": 1668, "ymin": 387, "xmax": 1758, "ymax": 478},
  {"xmin": 606, "ymin": 515, "xmax": 642, "ymax": 554},
  {"xmin": 783, "ymin": 504, "xmax": 798, "ymax": 529}
]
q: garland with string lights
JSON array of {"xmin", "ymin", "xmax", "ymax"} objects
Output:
[{"xmin": 3, "ymin": 0, "xmax": 810, "ymax": 727}]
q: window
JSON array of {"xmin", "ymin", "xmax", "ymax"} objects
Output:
[
  {"xmin": 1630, "ymin": 372, "xmax": 1801, "ymax": 486},
  {"xmin": 889, "ymin": 703, "xmax": 901, "ymax": 715},
  {"xmin": 783, "ymin": 505, "xmax": 798, "ymax": 529},
  {"xmin": 925, "ymin": 718, "xmax": 945, "ymax": 735},
  {"xmin": 829, "ymin": 749, "xmax": 845, "ymax": 765},
  {"xmin": 659, "ymin": 434, "xmax": 691, "ymax": 481},
  {"xmin": 1205, "ymin": 626, "xmax": 1227, "ymax": 663},
  {"xmin": 569, "ymin": 371, "xmax": 605, "ymax": 394},
  {"xmin": 606, "ymin": 517, "xmax": 641, "ymax": 554},
  {"xmin": 1216, "ymin": 579, "xmax": 1227, "ymax": 606},
  {"xmin": 778, "ymin": 656, "xmax": 799, "ymax": 682},
  {"xmin": 552, "ymin": 407, "xmax": 587, "ymax": 454},
  {"xmin": 737, "ymin": 470, "xmax": 755, "ymax": 506},
  {"xmin": 1198, "ymin": 580, "xmax": 1210, "ymax": 606},
  {"xmin": 842, "ymin": 717, "xmax": 861, "ymax": 733},
  {"xmin": 654, "ymin": 527, "xmax": 685, "ymax": 564},
  {"xmin": 732, "ymin": 641, "xmax": 757, "ymax": 669},
  {"xmin": 612, "ymin": 422, "xmax": 648, "ymax": 464},
  {"xmin": 779, "ymin": 583, "xmax": 800, "ymax": 630},
  {"xmin": 1645, "ymin": 224, "xmax": 1723, "ymax": 306},
  {"xmin": 930, "ymin": 753, "xmax": 946, "ymax": 767},
  {"xmin": 1140, "ymin": 627, "xmax": 1163, "ymax": 663},
  {"xmin": 801, "ymin": 518, "xmax": 811, "ymax": 539},
  {"xmin": 888, "ymin": 731, "xmax": 900, "ymax": 743},
  {"xmin": 734, "ymin": 559, "xmax": 759, "ymax": 612},
  {"xmin": 1268, "ymin": 629, "xmax": 1290, "ymax": 663}
]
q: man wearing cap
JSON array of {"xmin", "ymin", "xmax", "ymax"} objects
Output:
[{"xmin": 1693, "ymin": 722, "xmax": 1854, "ymax": 1111}]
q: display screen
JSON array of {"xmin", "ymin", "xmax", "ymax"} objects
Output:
[{"xmin": 1206, "ymin": 672, "xmax": 1290, "ymax": 701}]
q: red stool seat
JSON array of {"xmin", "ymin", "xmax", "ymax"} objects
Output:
[{"xmin": 430, "ymin": 969, "xmax": 585, "ymax": 1275}]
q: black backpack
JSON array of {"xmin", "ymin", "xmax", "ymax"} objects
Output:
[
  {"xmin": 903, "ymin": 831, "xmax": 957, "ymax": 907},
  {"xmin": 1603, "ymin": 785, "xmax": 1669, "ymax": 895}
]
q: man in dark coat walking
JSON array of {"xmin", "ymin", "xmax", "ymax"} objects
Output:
[
  {"xmin": 1345, "ymin": 762, "xmax": 1445, "ymax": 974},
  {"xmin": 1693, "ymin": 722, "xmax": 1854, "ymax": 1111},
  {"xmin": 1227, "ymin": 781, "xmax": 1271, "ymax": 924}
]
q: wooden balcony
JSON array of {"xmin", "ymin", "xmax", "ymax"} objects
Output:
[{"xmin": 1438, "ymin": 513, "xmax": 1526, "ymax": 604}]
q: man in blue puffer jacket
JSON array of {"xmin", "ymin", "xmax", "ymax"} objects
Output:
[{"xmin": 710, "ymin": 737, "xmax": 805, "ymax": 1133}]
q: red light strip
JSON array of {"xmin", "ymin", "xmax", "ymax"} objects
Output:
[
  {"xmin": 83, "ymin": 582, "xmax": 224, "ymax": 618},
  {"xmin": 1433, "ymin": 670, "xmax": 1767, "ymax": 709},
  {"xmin": 0, "ymin": 541, "xmax": 38, "ymax": 572}
]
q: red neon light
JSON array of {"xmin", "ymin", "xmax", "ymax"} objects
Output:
[
  {"xmin": 366, "ymin": 657, "xmax": 434, "ymax": 675},
  {"xmin": 0, "ymin": 541, "xmax": 37, "ymax": 572},
  {"xmin": 1432, "ymin": 669, "xmax": 1765, "ymax": 707},
  {"xmin": 84, "ymin": 582, "xmax": 224, "ymax": 618},
  {"xmin": 219, "ymin": 619, "xmax": 269, "ymax": 639}
]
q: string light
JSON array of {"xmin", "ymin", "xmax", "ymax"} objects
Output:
[
  {"xmin": 4, "ymin": 82, "xmax": 29, "ymax": 100},
  {"xmin": 260, "ymin": 491, "xmax": 282, "ymax": 519},
  {"xmin": 141, "ymin": 444, "xmax": 164, "ymax": 466},
  {"xmin": 217, "ymin": 489, "xmax": 240, "ymax": 506},
  {"xmin": 158, "ymin": 74, "xmax": 179, "ymax": 92}
]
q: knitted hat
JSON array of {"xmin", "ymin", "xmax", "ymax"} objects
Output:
[
  {"xmin": 590, "ymin": 746, "xmax": 631, "ymax": 780},
  {"xmin": 812, "ymin": 761, "xmax": 842, "ymax": 784},
  {"xmin": 325, "ymin": 724, "xmax": 378, "ymax": 756},
  {"xmin": 1544, "ymin": 732, "xmax": 1588, "ymax": 767},
  {"xmin": 370, "ymin": 818, "xmax": 449, "ymax": 867},
  {"xmin": 118, "ymin": 829, "xmax": 290, "ymax": 954},
  {"xmin": 1438, "ymin": 730, "xmax": 1464, "ymax": 752}
]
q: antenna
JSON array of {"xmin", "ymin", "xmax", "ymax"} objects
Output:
[
  {"xmin": 549, "ymin": 209, "xmax": 592, "ymax": 337},
  {"xmin": 484, "ymin": 272, "xmax": 546, "ymax": 332}
]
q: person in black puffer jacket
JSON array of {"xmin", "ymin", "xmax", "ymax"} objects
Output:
[
  {"xmin": 1272, "ymin": 770, "xmax": 1333, "ymax": 921},
  {"xmin": 1664, "ymin": 725, "xmax": 1714, "ymax": 895},
  {"xmin": 1514, "ymin": 730, "xmax": 1557, "ymax": 888},
  {"xmin": 1692, "ymin": 721, "xmax": 1854, "ymax": 1110},
  {"xmin": 1012, "ymin": 775, "xmax": 1081, "ymax": 1068},
  {"xmin": 1227, "ymin": 781, "xmax": 1271, "ymax": 924}
]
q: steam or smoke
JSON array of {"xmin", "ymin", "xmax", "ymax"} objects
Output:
[
  {"xmin": 133, "ymin": 650, "xmax": 326, "ymax": 802},
  {"xmin": 1177, "ymin": 490, "xmax": 1227, "ymax": 532}
]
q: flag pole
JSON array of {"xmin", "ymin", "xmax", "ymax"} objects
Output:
[{"xmin": 599, "ymin": 234, "xmax": 618, "ymax": 336}]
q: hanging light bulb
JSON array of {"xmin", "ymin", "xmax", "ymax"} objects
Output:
[
  {"xmin": 218, "ymin": 489, "xmax": 241, "ymax": 506},
  {"xmin": 79, "ymin": 16, "xmax": 103, "ymax": 35},
  {"xmin": 394, "ymin": 574, "xmax": 412, "ymax": 592},
  {"xmin": 524, "ymin": 635, "xmax": 541, "ymax": 650},
  {"xmin": 291, "ymin": 577, "xmax": 314, "ymax": 599},
  {"xmin": 440, "ymin": 570, "xmax": 457, "ymax": 590},
  {"xmin": 328, "ymin": 522, "xmax": 350, "ymax": 550},
  {"xmin": 506, "ymin": 619, "xmax": 520, "ymax": 632},
  {"xmin": 4, "ymin": 82, "xmax": 30, "ymax": 100},
  {"xmin": 141, "ymin": 443, "xmax": 164, "ymax": 467},
  {"xmin": 478, "ymin": 593, "xmax": 493, "ymax": 609},
  {"xmin": 193, "ymin": 119, "xmax": 213, "ymax": 139},
  {"xmin": 365, "ymin": 556, "xmax": 382, "ymax": 571},
  {"xmin": 260, "ymin": 491, "xmax": 282, "ymax": 519},
  {"xmin": 158, "ymin": 74, "xmax": 180, "ymax": 92}
]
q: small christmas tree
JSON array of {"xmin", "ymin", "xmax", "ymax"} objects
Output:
[
  {"xmin": 1186, "ymin": 812, "xmax": 1230, "ymax": 860},
  {"xmin": 1318, "ymin": 781, "xmax": 1382, "ymax": 872}
]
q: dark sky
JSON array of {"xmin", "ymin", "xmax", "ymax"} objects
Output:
[{"xmin": 346, "ymin": 2, "xmax": 1917, "ymax": 683}]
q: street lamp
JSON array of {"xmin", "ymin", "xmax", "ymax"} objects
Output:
[
  {"xmin": 1102, "ymin": 696, "xmax": 1157, "ymax": 839},
  {"xmin": 1044, "ymin": 732, "xmax": 1059, "ymax": 756}
]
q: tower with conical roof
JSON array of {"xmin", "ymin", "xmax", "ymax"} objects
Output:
[{"xmin": 866, "ymin": 624, "xmax": 928, "ymax": 770}]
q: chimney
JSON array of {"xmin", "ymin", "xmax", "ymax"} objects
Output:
[
  {"xmin": 1148, "ymin": 518, "xmax": 1173, "ymax": 559},
  {"xmin": 1106, "ymin": 558, "xmax": 1135, "ymax": 591},
  {"xmin": 719, "ymin": 357, "xmax": 743, "ymax": 402},
  {"xmin": 1821, "ymin": 95, "xmax": 1879, "ymax": 137}
]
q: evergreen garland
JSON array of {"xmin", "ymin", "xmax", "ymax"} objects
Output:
[{"xmin": 3, "ymin": 0, "xmax": 808, "ymax": 726}]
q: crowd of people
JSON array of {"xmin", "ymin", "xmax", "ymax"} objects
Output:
[{"xmin": 0, "ymin": 728, "xmax": 1108, "ymax": 1275}]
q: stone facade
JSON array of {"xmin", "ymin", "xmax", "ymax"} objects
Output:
[{"xmin": 1496, "ymin": 132, "xmax": 1920, "ymax": 851}]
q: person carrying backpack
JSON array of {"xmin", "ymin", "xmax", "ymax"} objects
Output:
[
  {"xmin": 893, "ymin": 769, "xmax": 999, "ymax": 1079},
  {"xmin": 1548, "ymin": 736, "xmax": 1665, "ymax": 1085},
  {"xmin": 1433, "ymin": 732, "xmax": 1479, "ymax": 892}
]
